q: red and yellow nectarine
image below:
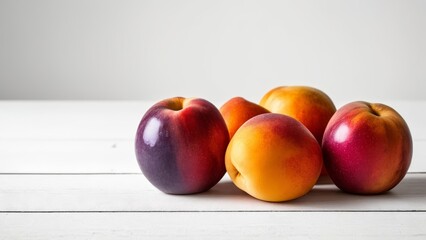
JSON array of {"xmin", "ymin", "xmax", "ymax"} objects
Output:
[
  {"xmin": 259, "ymin": 86, "xmax": 336, "ymax": 143},
  {"xmin": 322, "ymin": 101, "xmax": 412, "ymax": 194},
  {"xmin": 259, "ymin": 86, "xmax": 336, "ymax": 176},
  {"xmin": 225, "ymin": 113, "xmax": 323, "ymax": 202},
  {"xmin": 135, "ymin": 97, "xmax": 229, "ymax": 194}
]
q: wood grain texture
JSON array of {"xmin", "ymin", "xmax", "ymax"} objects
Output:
[
  {"xmin": 1, "ymin": 139, "xmax": 425, "ymax": 173},
  {"xmin": 0, "ymin": 100, "xmax": 424, "ymax": 140},
  {"xmin": 0, "ymin": 173, "xmax": 425, "ymax": 212},
  {"xmin": 0, "ymin": 101, "xmax": 425, "ymax": 239},
  {"xmin": 1, "ymin": 212, "xmax": 425, "ymax": 240}
]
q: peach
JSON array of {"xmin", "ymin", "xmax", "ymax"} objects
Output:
[
  {"xmin": 225, "ymin": 113, "xmax": 323, "ymax": 202},
  {"xmin": 259, "ymin": 86, "xmax": 336, "ymax": 176},
  {"xmin": 219, "ymin": 97, "xmax": 270, "ymax": 138},
  {"xmin": 259, "ymin": 86, "xmax": 336, "ymax": 143}
]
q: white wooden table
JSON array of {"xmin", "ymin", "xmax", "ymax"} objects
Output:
[{"xmin": 0, "ymin": 100, "xmax": 425, "ymax": 239}]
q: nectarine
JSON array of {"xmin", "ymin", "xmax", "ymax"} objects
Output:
[
  {"xmin": 322, "ymin": 101, "xmax": 412, "ymax": 194},
  {"xmin": 259, "ymin": 86, "xmax": 336, "ymax": 176},
  {"xmin": 225, "ymin": 113, "xmax": 323, "ymax": 202},
  {"xmin": 220, "ymin": 97, "xmax": 269, "ymax": 138},
  {"xmin": 135, "ymin": 97, "xmax": 229, "ymax": 194},
  {"xmin": 259, "ymin": 86, "xmax": 336, "ymax": 143}
]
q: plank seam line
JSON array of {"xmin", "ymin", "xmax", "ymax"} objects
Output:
[
  {"xmin": 0, "ymin": 173, "xmax": 142, "ymax": 175},
  {"xmin": 1, "ymin": 210, "xmax": 426, "ymax": 214},
  {"xmin": 0, "ymin": 172, "xmax": 423, "ymax": 175}
]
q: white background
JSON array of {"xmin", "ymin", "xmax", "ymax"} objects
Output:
[{"xmin": 1, "ymin": 0, "xmax": 425, "ymax": 103}]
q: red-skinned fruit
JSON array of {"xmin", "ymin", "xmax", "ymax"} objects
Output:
[
  {"xmin": 135, "ymin": 97, "xmax": 230, "ymax": 194},
  {"xmin": 322, "ymin": 101, "xmax": 412, "ymax": 194}
]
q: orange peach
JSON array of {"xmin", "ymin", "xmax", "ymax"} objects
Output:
[
  {"xmin": 219, "ymin": 97, "xmax": 270, "ymax": 138},
  {"xmin": 259, "ymin": 86, "xmax": 336, "ymax": 176},
  {"xmin": 260, "ymin": 86, "xmax": 336, "ymax": 143},
  {"xmin": 225, "ymin": 113, "xmax": 323, "ymax": 202}
]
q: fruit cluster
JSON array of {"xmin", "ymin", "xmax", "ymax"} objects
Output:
[{"xmin": 135, "ymin": 86, "xmax": 413, "ymax": 202}]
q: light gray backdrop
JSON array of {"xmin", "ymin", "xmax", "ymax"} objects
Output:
[{"xmin": 0, "ymin": 0, "xmax": 425, "ymax": 103}]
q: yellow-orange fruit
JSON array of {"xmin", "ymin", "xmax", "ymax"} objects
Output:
[
  {"xmin": 220, "ymin": 97, "xmax": 269, "ymax": 139},
  {"xmin": 259, "ymin": 86, "xmax": 336, "ymax": 176},
  {"xmin": 259, "ymin": 86, "xmax": 336, "ymax": 143},
  {"xmin": 225, "ymin": 113, "xmax": 323, "ymax": 202}
]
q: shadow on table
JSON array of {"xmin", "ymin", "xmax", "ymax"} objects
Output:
[
  {"xmin": 205, "ymin": 180, "xmax": 246, "ymax": 197},
  {"xmin": 187, "ymin": 173, "xmax": 426, "ymax": 210},
  {"xmin": 287, "ymin": 173, "xmax": 426, "ymax": 208},
  {"xmin": 388, "ymin": 173, "xmax": 426, "ymax": 196}
]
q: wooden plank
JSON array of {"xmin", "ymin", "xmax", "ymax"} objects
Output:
[
  {"xmin": 1, "ymin": 139, "xmax": 425, "ymax": 173},
  {"xmin": 0, "ymin": 139, "xmax": 139, "ymax": 173},
  {"xmin": 1, "ymin": 212, "xmax": 425, "ymax": 240},
  {"xmin": 0, "ymin": 100, "xmax": 425, "ymax": 141},
  {"xmin": 0, "ymin": 100, "xmax": 424, "ymax": 173},
  {"xmin": 0, "ymin": 101, "xmax": 150, "ymax": 140},
  {"xmin": 1, "ymin": 173, "xmax": 425, "ymax": 212}
]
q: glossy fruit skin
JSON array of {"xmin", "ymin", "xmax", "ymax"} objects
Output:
[
  {"xmin": 225, "ymin": 113, "xmax": 323, "ymax": 202},
  {"xmin": 259, "ymin": 86, "xmax": 336, "ymax": 176},
  {"xmin": 135, "ymin": 97, "xmax": 229, "ymax": 194},
  {"xmin": 322, "ymin": 101, "xmax": 413, "ymax": 194},
  {"xmin": 219, "ymin": 97, "xmax": 270, "ymax": 139},
  {"xmin": 259, "ymin": 86, "xmax": 336, "ymax": 144}
]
